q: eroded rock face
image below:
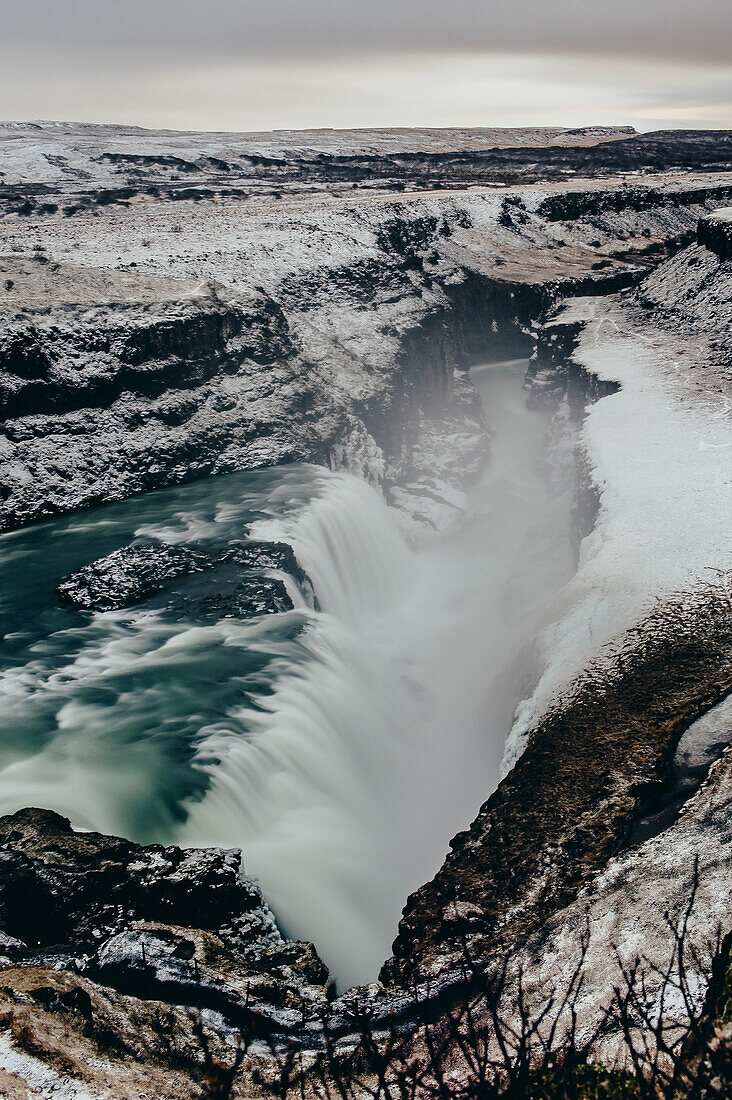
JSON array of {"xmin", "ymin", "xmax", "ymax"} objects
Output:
[
  {"xmin": 697, "ymin": 207, "xmax": 732, "ymax": 261},
  {"xmin": 0, "ymin": 269, "xmax": 334, "ymax": 531},
  {"xmin": 0, "ymin": 808, "xmax": 275, "ymax": 951},
  {"xmin": 0, "ymin": 807, "xmax": 413, "ymax": 1089},
  {"xmin": 382, "ymin": 584, "xmax": 732, "ymax": 985},
  {"xmin": 383, "ymin": 219, "xmax": 732, "ymax": 989},
  {"xmin": 2, "ymin": 129, "xmax": 730, "ymax": 532},
  {"xmin": 0, "ymin": 808, "xmax": 332, "ymax": 1045}
]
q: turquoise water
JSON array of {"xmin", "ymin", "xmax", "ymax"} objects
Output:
[{"xmin": 0, "ymin": 464, "xmax": 323, "ymax": 837}]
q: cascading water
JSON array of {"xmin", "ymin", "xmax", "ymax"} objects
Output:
[{"xmin": 0, "ymin": 359, "xmax": 574, "ymax": 988}]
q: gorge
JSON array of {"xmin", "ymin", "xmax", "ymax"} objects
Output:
[{"xmin": 0, "ymin": 123, "xmax": 731, "ymax": 1097}]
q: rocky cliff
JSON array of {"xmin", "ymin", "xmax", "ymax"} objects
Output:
[
  {"xmin": 2, "ymin": 133, "xmax": 731, "ymax": 531},
  {"xmin": 697, "ymin": 207, "xmax": 732, "ymax": 261},
  {"xmin": 383, "ymin": 212, "xmax": 732, "ymax": 1033}
]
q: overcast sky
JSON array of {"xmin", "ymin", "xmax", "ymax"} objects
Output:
[{"xmin": 1, "ymin": 0, "xmax": 731, "ymax": 132}]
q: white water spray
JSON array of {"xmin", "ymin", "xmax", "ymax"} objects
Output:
[{"xmin": 180, "ymin": 361, "xmax": 574, "ymax": 987}]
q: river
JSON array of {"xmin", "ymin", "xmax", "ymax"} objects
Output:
[{"xmin": 0, "ymin": 359, "xmax": 574, "ymax": 987}]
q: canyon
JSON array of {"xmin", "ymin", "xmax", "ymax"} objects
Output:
[{"xmin": 0, "ymin": 123, "xmax": 731, "ymax": 1097}]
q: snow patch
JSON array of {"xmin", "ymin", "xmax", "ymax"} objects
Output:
[{"xmin": 0, "ymin": 1033, "xmax": 100, "ymax": 1099}]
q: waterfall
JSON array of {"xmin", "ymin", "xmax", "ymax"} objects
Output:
[
  {"xmin": 0, "ymin": 359, "xmax": 574, "ymax": 991},
  {"xmin": 179, "ymin": 474, "xmax": 428, "ymax": 987},
  {"xmin": 180, "ymin": 363, "xmax": 574, "ymax": 987}
]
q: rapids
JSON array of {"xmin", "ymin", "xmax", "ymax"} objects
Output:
[{"xmin": 0, "ymin": 359, "xmax": 573, "ymax": 987}]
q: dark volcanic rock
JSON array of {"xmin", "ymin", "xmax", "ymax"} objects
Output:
[
  {"xmin": 697, "ymin": 208, "xmax": 732, "ymax": 261},
  {"xmin": 57, "ymin": 538, "xmax": 309, "ymax": 618},
  {"xmin": 0, "ymin": 809, "xmax": 410, "ymax": 1059},
  {"xmin": 0, "ymin": 807, "xmax": 272, "ymax": 953},
  {"xmin": 57, "ymin": 542, "xmax": 211, "ymax": 610},
  {"xmin": 93, "ymin": 923, "xmax": 329, "ymax": 1035},
  {"xmin": 0, "ymin": 808, "xmax": 332, "ymax": 1041},
  {"xmin": 0, "ymin": 268, "xmax": 336, "ymax": 532}
]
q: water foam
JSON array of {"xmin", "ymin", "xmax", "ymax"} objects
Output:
[
  {"xmin": 0, "ymin": 361, "xmax": 573, "ymax": 989},
  {"xmin": 180, "ymin": 363, "xmax": 574, "ymax": 986}
]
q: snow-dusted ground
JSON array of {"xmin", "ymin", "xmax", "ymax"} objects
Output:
[
  {"xmin": 486, "ymin": 235, "xmax": 732, "ymax": 1055},
  {"xmin": 1, "ymin": 125, "xmax": 732, "ymax": 1082},
  {"xmin": 512, "ymin": 691, "xmax": 732, "ymax": 1066},
  {"xmin": 5, "ymin": 151, "xmax": 725, "ymax": 531},
  {"xmin": 0, "ymin": 121, "xmax": 636, "ymax": 188},
  {"xmin": 0, "ymin": 1032, "xmax": 98, "ymax": 1099}
]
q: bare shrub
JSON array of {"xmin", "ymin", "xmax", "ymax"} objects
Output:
[{"xmin": 189, "ymin": 863, "xmax": 732, "ymax": 1099}]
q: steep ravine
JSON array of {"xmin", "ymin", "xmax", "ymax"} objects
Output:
[
  {"xmin": 384, "ymin": 226, "xmax": 732, "ymax": 985},
  {"xmin": 1, "ymin": 289, "xmax": 728, "ymax": 1094},
  {"xmin": 0, "ymin": 246, "xmax": 621, "ymax": 531},
  {"xmin": 1, "ymin": 165, "xmax": 731, "ymax": 1090},
  {"xmin": 2, "ymin": 167, "xmax": 727, "ymax": 531}
]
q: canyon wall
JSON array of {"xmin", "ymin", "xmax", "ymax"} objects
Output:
[{"xmin": 2, "ymin": 151, "xmax": 730, "ymax": 531}]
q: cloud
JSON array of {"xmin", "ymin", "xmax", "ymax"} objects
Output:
[
  {"xmin": 1, "ymin": 1, "xmax": 730, "ymax": 131},
  {"xmin": 1, "ymin": 49, "xmax": 730, "ymax": 133},
  {"xmin": 3, "ymin": 0, "xmax": 732, "ymax": 66}
]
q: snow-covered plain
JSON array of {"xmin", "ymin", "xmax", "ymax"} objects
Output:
[{"xmin": 0, "ymin": 121, "xmax": 636, "ymax": 188}]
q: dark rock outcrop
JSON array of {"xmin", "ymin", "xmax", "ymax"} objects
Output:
[
  {"xmin": 525, "ymin": 308, "xmax": 619, "ymax": 414},
  {"xmin": 0, "ymin": 808, "xmax": 332, "ymax": 1041},
  {"xmin": 57, "ymin": 539, "xmax": 309, "ymax": 618},
  {"xmin": 697, "ymin": 208, "xmax": 732, "ymax": 261},
  {"xmin": 0, "ymin": 269, "xmax": 334, "ymax": 531},
  {"xmin": 0, "ymin": 807, "xmax": 276, "ymax": 953}
]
